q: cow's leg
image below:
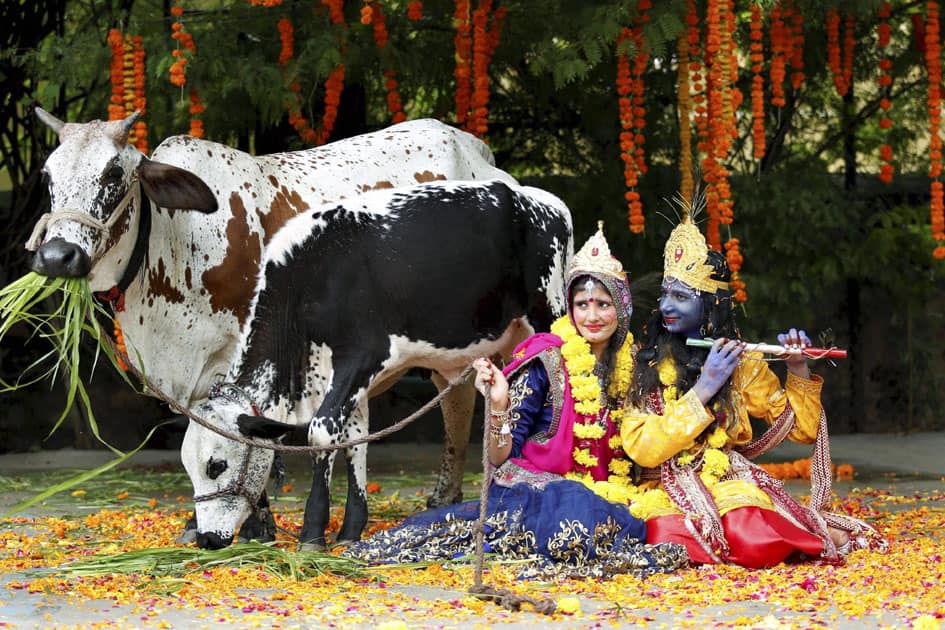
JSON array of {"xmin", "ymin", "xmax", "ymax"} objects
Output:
[
  {"xmin": 299, "ymin": 355, "xmax": 380, "ymax": 548},
  {"xmin": 427, "ymin": 373, "xmax": 476, "ymax": 507},
  {"xmin": 299, "ymin": 450, "xmax": 334, "ymax": 550},
  {"xmin": 337, "ymin": 400, "xmax": 369, "ymax": 544}
]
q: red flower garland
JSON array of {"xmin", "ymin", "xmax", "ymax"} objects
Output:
[
  {"xmin": 677, "ymin": 10, "xmax": 694, "ymax": 204},
  {"xmin": 407, "ymin": 1, "xmax": 423, "ymax": 21},
  {"xmin": 926, "ymin": 2, "xmax": 945, "ymax": 258},
  {"xmin": 786, "ymin": 3, "xmax": 805, "ymax": 90},
  {"xmin": 617, "ymin": 1, "xmax": 650, "ymax": 234},
  {"xmin": 877, "ymin": 2, "xmax": 894, "ymax": 184},
  {"xmin": 108, "ymin": 30, "xmax": 147, "ymax": 151},
  {"xmin": 769, "ymin": 4, "xmax": 787, "ymax": 109}
]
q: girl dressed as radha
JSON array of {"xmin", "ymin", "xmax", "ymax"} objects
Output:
[{"xmin": 345, "ymin": 223, "xmax": 688, "ymax": 579}]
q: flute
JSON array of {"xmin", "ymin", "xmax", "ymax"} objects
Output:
[{"xmin": 685, "ymin": 338, "xmax": 848, "ymax": 360}]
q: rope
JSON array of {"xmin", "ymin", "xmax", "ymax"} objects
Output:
[
  {"xmin": 103, "ymin": 332, "xmax": 473, "ymax": 454},
  {"xmin": 466, "ymin": 381, "xmax": 558, "ymax": 616}
]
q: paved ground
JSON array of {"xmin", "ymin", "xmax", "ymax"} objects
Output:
[{"xmin": 0, "ymin": 433, "xmax": 943, "ymax": 629}]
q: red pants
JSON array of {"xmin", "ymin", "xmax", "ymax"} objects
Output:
[{"xmin": 647, "ymin": 506, "xmax": 825, "ymax": 568}]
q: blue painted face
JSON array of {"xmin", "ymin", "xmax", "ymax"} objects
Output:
[{"xmin": 659, "ymin": 277, "xmax": 704, "ymax": 338}]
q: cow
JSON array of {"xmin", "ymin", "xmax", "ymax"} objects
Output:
[
  {"xmin": 28, "ymin": 109, "xmax": 519, "ymax": 539},
  {"xmin": 181, "ymin": 179, "xmax": 573, "ymax": 550}
]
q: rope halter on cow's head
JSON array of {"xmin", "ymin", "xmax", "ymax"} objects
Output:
[
  {"xmin": 191, "ymin": 380, "xmax": 263, "ymax": 505},
  {"xmin": 565, "ymin": 220, "xmax": 633, "ymax": 350},
  {"xmin": 26, "ymin": 109, "xmax": 144, "ymax": 257}
]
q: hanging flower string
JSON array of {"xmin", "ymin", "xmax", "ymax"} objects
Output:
[
  {"xmin": 617, "ymin": 1, "xmax": 650, "ymax": 235},
  {"xmin": 315, "ymin": 0, "xmax": 347, "ymax": 145},
  {"xmin": 768, "ymin": 3, "xmax": 787, "ymax": 109},
  {"xmin": 107, "ymin": 29, "xmax": 127, "ymax": 121},
  {"xmin": 748, "ymin": 4, "xmax": 765, "ymax": 160},
  {"xmin": 278, "ymin": 16, "xmax": 315, "ymax": 144},
  {"xmin": 689, "ymin": 0, "xmax": 708, "ymax": 190},
  {"xmin": 168, "ymin": 1, "xmax": 203, "ymax": 137},
  {"xmin": 464, "ymin": 0, "xmax": 507, "ymax": 139},
  {"xmin": 786, "ymin": 2, "xmax": 805, "ymax": 90},
  {"xmin": 131, "ymin": 35, "xmax": 148, "ymax": 152},
  {"xmin": 877, "ymin": 2, "xmax": 894, "ymax": 184},
  {"xmin": 453, "ymin": 0, "xmax": 473, "ymax": 126},
  {"xmin": 927, "ymin": 2, "xmax": 945, "ymax": 259},
  {"xmin": 369, "ymin": 2, "xmax": 407, "ymax": 124},
  {"xmin": 407, "ymin": 1, "xmax": 423, "ymax": 21},
  {"xmin": 827, "ymin": 8, "xmax": 854, "ymax": 98}
]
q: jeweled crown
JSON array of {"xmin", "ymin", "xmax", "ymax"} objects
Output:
[
  {"xmin": 662, "ymin": 218, "xmax": 729, "ymax": 294},
  {"xmin": 568, "ymin": 221, "xmax": 626, "ymax": 281}
]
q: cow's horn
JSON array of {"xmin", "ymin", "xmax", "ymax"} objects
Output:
[
  {"xmin": 120, "ymin": 111, "xmax": 142, "ymax": 135},
  {"xmin": 35, "ymin": 107, "xmax": 64, "ymax": 135}
]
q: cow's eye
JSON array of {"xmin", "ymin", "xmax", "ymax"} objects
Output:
[{"xmin": 206, "ymin": 458, "xmax": 228, "ymax": 480}]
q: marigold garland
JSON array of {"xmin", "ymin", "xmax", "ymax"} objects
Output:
[
  {"xmin": 617, "ymin": 1, "xmax": 650, "ymax": 235},
  {"xmin": 106, "ymin": 31, "xmax": 147, "ymax": 152},
  {"xmin": 407, "ymin": 1, "xmax": 423, "ymax": 20},
  {"xmin": 827, "ymin": 8, "xmax": 854, "ymax": 97},
  {"xmin": 188, "ymin": 88, "xmax": 205, "ymax": 139},
  {"xmin": 786, "ymin": 3, "xmax": 805, "ymax": 90},
  {"xmin": 549, "ymin": 316, "xmax": 634, "ymax": 484},
  {"xmin": 927, "ymin": 2, "xmax": 945, "ymax": 259},
  {"xmin": 877, "ymin": 2, "xmax": 895, "ymax": 184},
  {"xmin": 453, "ymin": 0, "xmax": 473, "ymax": 126},
  {"xmin": 367, "ymin": 3, "xmax": 407, "ymax": 124},
  {"xmin": 749, "ymin": 4, "xmax": 765, "ymax": 160},
  {"xmin": 464, "ymin": 0, "xmax": 507, "ymax": 139},
  {"xmin": 130, "ymin": 36, "xmax": 148, "ymax": 152},
  {"xmin": 768, "ymin": 4, "xmax": 787, "ymax": 109}
]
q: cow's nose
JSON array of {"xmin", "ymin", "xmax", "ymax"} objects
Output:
[
  {"xmin": 196, "ymin": 531, "xmax": 233, "ymax": 550},
  {"xmin": 31, "ymin": 238, "xmax": 91, "ymax": 278}
]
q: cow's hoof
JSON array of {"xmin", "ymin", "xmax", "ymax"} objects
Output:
[{"xmin": 298, "ymin": 542, "xmax": 326, "ymax": 552}]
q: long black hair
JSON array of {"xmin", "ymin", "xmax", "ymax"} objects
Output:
[{"xmin": 628, "ymin": 250, "xmax": 739, "ymax": 427}]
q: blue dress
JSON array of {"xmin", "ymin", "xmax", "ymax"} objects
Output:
[{"xmin": 345, "ymin": 361, "xmax": 688, "ymax": 579}]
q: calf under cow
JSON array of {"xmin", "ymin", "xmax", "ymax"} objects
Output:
[{"xmin": 182, "ymin": 179, "xmax": 573, "ymax": 549}]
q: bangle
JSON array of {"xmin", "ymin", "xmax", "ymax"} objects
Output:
[
  {"xmin": 489, "ymin": 421, "xmax": 511, "ymax": 448},
  {"xmin": 489, "ymin": 406, "xmax": 510, "ymax": 426}
]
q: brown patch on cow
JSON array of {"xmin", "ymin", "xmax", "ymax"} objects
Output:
[
  {"xmin": 414, "ymin": 171, "xmax": 447, "ymax": 183},
  {"xmin": 201, "ymin": 193, "xmax": 261, "ymax": 326},
  {"xmin": 360, "ymin": 180, "xmax": 395, "ymax": 192},
  {"xmin": 101, "ymin": 201, "xmax": 134, "ymax": 259},
  {"xmin": 146, "ymin": 257, "xmax": 185, "ymax": 305},
  {"xmin": 259, "ymin": 186, "xmax": 309, "ymax": 245},
  {"xmin": 184, "ymin": 266, "xmax": 192, "ymax": 290}
]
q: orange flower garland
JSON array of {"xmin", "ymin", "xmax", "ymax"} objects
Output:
[
  {"xmin": 689, "ymin": 0, "xmax": 708, "ymax": 171},
  {"xmin": 169, "ymin": 2, "xmax": 195, "ymax": 88},
  {"xmin": 407, "ymin": 1, "xmax": 423, "ymax": 21},
  {"xmin": 369, "ymin": 3, "xmax": 407, "ymax": 124},
  {"xmin": 617, "ymin": 1, "xmax": 650, "ymax": 235},
  {"xmin": 188, "ymin": 89, "xmax": 204, "ymax": 139},
  {"xmin": 927, "ymin": 2, "xmax": 945, "ymax": 259},
  {"xmin": 107, "ymin": 29, "xmax": 126, "ymax": 122},
  {"xmin": 749, "ymin": 4, "xmax": 765, "ymax": 160},
  {"xmin": 453, "ymin": 0, "xmax": 473, "ymax": 126},
  {"xmin": 130, "ymin": 36, "xmax": 148, "ymax": 153},
  {"xmin": 768, "ymin": 4, "xmax": 787, "ymax": 109},
  {"xmin": 465, "ymin": 1, "xmax": 508, "ymax": 138},
  {"xmin": 878, "ymin": 2, "xmax": 894, "ymax": 184},
  {"xmin": 827, "ymin": 8, "xmax": 854, "ymax": 97},
  {"xmin": 107, "ymin": 30, "xmax": 147, "ymax": 151},
  {"xmin": 278, "ymin": 17, "xmax": 293, "ymax": 68},
  {"xmin": 786, "ymin": 3, "xmax": 805, "ymax": 90}
]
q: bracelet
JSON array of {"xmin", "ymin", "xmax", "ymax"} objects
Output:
[
  {"xmin": 489, "ymin": 406, "xmax": 510, "ymax": 427},
  {"xmin": 489, "ymin": 421, "xmax": 511, "ymax": 448}
]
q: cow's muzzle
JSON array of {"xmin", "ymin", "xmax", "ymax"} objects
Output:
[
  {"xmin": 196, "ymin": 530, "xmax": 234, "ymax": 550},
  {"xmin": 31, "ymin": 237, "xmax": 91, "ymax": 278}
]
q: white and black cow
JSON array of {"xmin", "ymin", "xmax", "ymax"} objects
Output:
[
  {"xmin": 182, "ymin": 179, "xmax": 573, "ymax": 549},
  {"xmin": 29, "ymin": 110, "xmax": 519, "ymax": 535}
]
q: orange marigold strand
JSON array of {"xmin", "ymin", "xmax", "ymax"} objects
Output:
[
  {"xmin": 677, "ymin": 20, "xmax": 694, "ymax": 204},
  {"xmin": 454, "ymin": 0, "xmax": 473, "ymax": 125},
  {"xmin": 408, "ymin": 1, "xmax": 423, "ymax": 21},
  {"xmin": 927, "ymin": 2, "xmax": 945, "ymax": 258},
  {"xmin": 877, "ymin": 2, "xmax": 894, "ymax": 184},
  {"xmin": 749, "ymin": 4, "xmax": 765, "ymax": 160}
]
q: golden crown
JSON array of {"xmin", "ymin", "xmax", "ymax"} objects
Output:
[
  {"xmin": 662, "ymin": 219, "xmax": 729, "ymax": 294},
  {"xmin": 568, "ymin": 221, "xmax": 626, "ymax": 281}
]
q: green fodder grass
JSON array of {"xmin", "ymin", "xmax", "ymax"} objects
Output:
[{"xmin": 0, "ymin": 271, "xmax": 132, "ymax": 450}]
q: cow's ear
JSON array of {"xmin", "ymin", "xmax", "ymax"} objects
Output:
[
  {"xmin": 138, "ymin": 157, "xmax": 218, "ymax": 212},
  {"xmin": 236, "ymin": 414, "xmax": 294, "ymax": 440}
]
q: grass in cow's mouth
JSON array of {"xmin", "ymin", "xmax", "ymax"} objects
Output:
[
  {"xmin": 45, "ymin": 540, "xmax": 371, "ymax": 581},
  {"xmin": 0, "ymin": 272, "xmax": 133, "ymax": 450}
]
